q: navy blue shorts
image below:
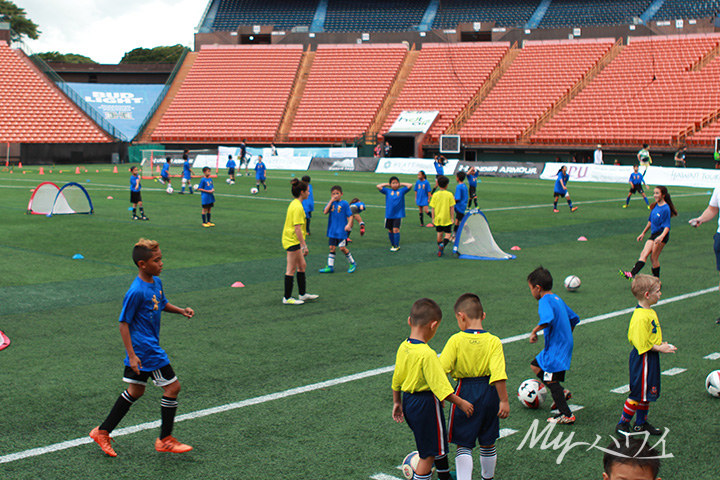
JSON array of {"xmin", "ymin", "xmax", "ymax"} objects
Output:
[
  {"xmin": 328, "ymin": 237, "xmax": 347, "ymax": 247},
  {"xmin": 403, "ymin": 391, "xmax": 449, "ymax": 459},
  {"xmin": 630, "ymin": 184, "xmax": 644, "ymax": 194},
  {"xmin": 161, "ymin": 174, "xmax": 170, "ymax": 182},
  {"xmin": 628, "ymin": 348, "xmax": 660, "ymax": 402},
  {"xmin": 713, "ymin": 232, "xmax": 720, "ymax": 271},
  {"xmin": 448, "ymin": 377, "xmax": 499, "ymax": 448},
  {"xmin": 554, "ymin": 190, "xmax": 567, "ymax": 198}
]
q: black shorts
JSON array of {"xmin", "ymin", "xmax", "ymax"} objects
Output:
[
  {"xmin": 130, "ymin": 191, "xmax": 142, "ymax": 204},
  {"xmin": 554, "ymin": 191, "xmax": 566, "ymax": 198},
  {"xmin": 630, "ymin": 184, "xmax": 644, "ymax": 194},
  {"xmin": 202, "ymin": 203, "xmax": 214, "ymax": 209},
  {"xmin": 436, "ymin": 225, "xmax": 452, "ymax": 233},
  {"xmin": 455, "ymin": 211, "xmax": 465, "ymax": 222},
  {"xmin": 228, "ymin": 168, "xmax": 235, "ymax": 175},
  {"xmin": 123, "ymin": 363, "xmax": 177, "ymax": 387},
  {"xmin": 385, "ymin": 218, "xmax": 402, "ymax": 230},
  {"xmin": 468, "ymin": 185, "xmax": 477, "ymax": 198},
  {"xmin": 531, "ymin": 358, "xmax": 566, "ymax": 382},
  {"xmin": 649, "ymin": 231, "xmax": 669, "ymax": 244},
  {"xmin": 287, "ymin": 244, "xmax": 301, "ymax": 252}
]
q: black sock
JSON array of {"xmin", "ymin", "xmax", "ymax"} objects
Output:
[
  {"xmin": 139, "ymin": 207, "xmax": 145, "ymax": 216},
  {"xmin": 652, "ymin": 266, "xmax": 660, "ymax": 277},
  {"xmin": 434, "ymin": 454, "xmax": 451, "ymax": 480},
  {"xmin": 160, "ymin": 396, "xmax": 178, "ymax": 439},
  {"xmin": 284, "ymin": 275, "xmax": 294, "ymax": 299},
  {"xmin": 100, "ymin": 390, "xmax": 136, "ymax": 433},
  {"xmin": 202, "ymin": 214, "xmax": 207, "ymax": 223},
  {"xmin": 296, "ymin": 271, "xmax": 306, "ymax": 296},
  {"xmin": 443, "ymin": 238, "xmax": 449, "ymax": 247},
  {"xmin": 547, "ymin": 382, "xmax": 572, "ymax": 416},
  {"xmin": 420, "ymin": 212, "xmax": 424, "ymax": 225},
  {"xmin": 631, "ymin": 260, "xmax": 646, "ymax": 276},
  {"xmin": 207, "ymin": 212, "xmax": 211, "ymax": 222},
  {"xmin": 306, "ymin": 217, "xmax": 311, "ymax": 234},
  {"xmin": 132, "ymin": 207, "xmax": 137, "ymax": 216}
]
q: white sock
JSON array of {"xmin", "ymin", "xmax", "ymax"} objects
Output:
[
  {"xmin": 346, "ymin": 252, "xmax": 355, "ymax": 264},
  {"xmin": 456, "ymin": 447, "xmax": 473, "ymax": 480},
  {"xmin": 328, "ymin": 253, "xmax": 335, "ymax": 267},
  {"xmin": 479, "ymin": 446, "xmax": 497, "ymax": 480}
]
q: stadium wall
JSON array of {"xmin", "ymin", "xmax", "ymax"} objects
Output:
[{"xmin": 19, "ymin": 143, "xmax": 128, "ymax": 165}]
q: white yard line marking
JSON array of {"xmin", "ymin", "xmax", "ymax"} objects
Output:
[
  {"xmin": 499, "ymin": 428, "xmax": 519, "ymax": 438},
  {"xmin": 0, "ymin": 286, "xmax": 714, "ymax": 464},
  {"xmin": 371, "ymin": 474, "xmax": 402, "ymax": 480},
  {"xmin": 661, "ymin": 368, "xmax": 687, "ymax": 376},
  {"xmin": 551, "ymin": 404, "xmax": 585, "ymax": 415},
  {"xmin": 611, "ymin": 385, "xmax": 631, "ymax": 394},
  {"xmin": 704, "ymin": 352, "xmax": 720, "ymax": 360}
]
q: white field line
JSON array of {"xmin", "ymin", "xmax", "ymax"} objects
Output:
[
  {"xmin": 0, "ymin": 287, "xmax": 715, "ymax": 464},
  {"xmin": 661, "ymin": 367, "xmax": 687, "ymax": 376},
  {"xmin": 611, "ymin": 385, "xmax": 631, "ymax": 394},
  {"xmin": 704, "ymin": 352, "xmax": 720, "ymax": 360}
]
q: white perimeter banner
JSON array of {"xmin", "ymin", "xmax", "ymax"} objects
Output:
[
  {"xmin": 540, "ymin": 162, "xmax": 720, "ymax": 189},
  {"xmin": 375, "ymin": 157, "xmax": 460, "ymax": 175},
  {"xmin": 218, "ymin": 146, "xmax": 312, "ymax": 170},
  {"xmin": 389, "ymin": 110, "xmax": 439, "ymax": 133},
  {"xmin": 191, "ymin": 154, "xmax": 220, "ymax": 170}
]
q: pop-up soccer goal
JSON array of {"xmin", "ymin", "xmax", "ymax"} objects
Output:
[
  {"xmin": 453, "ymin": 209, "xmax": 515, "ymax": 260},
  {"xmin": 139, "ymin": 149, "xmax": 219, "ymax": 179},
  {"xmin": 27, "ymin": 182, "xmax": 94, "ymax": 216}
]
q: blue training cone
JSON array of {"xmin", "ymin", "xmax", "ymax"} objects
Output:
[{"xmin": 72, "ymin": 254, "xmax": 84, "ymax": 260}]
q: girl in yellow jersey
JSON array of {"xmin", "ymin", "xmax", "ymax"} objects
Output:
[{"xmin": 282, "ymin": 179, "xmax": 318, "ymax": 305}]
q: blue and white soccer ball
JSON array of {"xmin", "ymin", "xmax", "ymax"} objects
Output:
[
  {"xmin": 518, "ymin": 379, "xmax": 547, "ymax": 409},
  {"xmin": 250, "ymin": 187, "xmax": 259, "ymax": 195},
  {"xmin": 226, "ymin": 178, "xmax": 232, "ymax": 184},
  {"xmin": 564, "ymin": 275, "xmax": 581, "ymax": 292},
  {"xmin": 166, "ymin": 186, "xmax": 173, "ymax": 194},
  {"xmin": 706, "ymin": 370, "xmax": 720, "ymax": 397},
  {"xmin": 401, "ymin": 451, "xmax": 420, "ymax": 480}
]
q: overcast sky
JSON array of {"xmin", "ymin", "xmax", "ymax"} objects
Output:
[{"xmin": 18, "ymin": 0, "xmax": 209, "ymax": 64}]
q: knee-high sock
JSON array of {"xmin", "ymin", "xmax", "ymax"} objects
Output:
[
  {"xmin": 620, "ymin": 398, "xmax": 638, "ymax": 423},
  {"xmin": 630, "ymin": 260, "xmax": 646, "ymax": 276},
  {"xmin": 296, "ymin": 271, "xmax": 306, "ymax": 296},
  {"xmin": 479, "ymin": 445, "xmax": 497, "ymax": 480},
  {"xmin": 100, "ymin": 390, "xmax": 136, "ymax": 433},
  {"xmin": 284, "ymin": 275, "xmax": 294, "ymax": 299},
  {"xmin": 434, "ymin": 454, "xmax": 451, "ymax": 480},
  {"xmin": 635, "ymin": 402, "xmax": 650, "ymax": 425},
  {"xmin": 160, "ymin": 396, "xmax": 178, "ymax": 439},
  {"xmin": 455, "ymin": 447, "xmax": 473, "ymax": 480},
  {"xmin": 548, "ymin": 382, "xmax": 572, "ymax": 416}
]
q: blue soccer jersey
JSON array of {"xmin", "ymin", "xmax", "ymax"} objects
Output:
[
  {"xmin": 327, "ymin": 199, "xmax": 352, "ymax": 239},
  {"xmin": 649, "ymin": 203, "xmax": 671, "ymax": 234},
  {"xmin": 130, "ymin": 175, "xmax": 141, "ymax": 192},
  {"xmin": 629, "ymin": 172, "xmax": 644, "ymax": 186},
  {"xmin": 255, "ymin": 162, "xmax": 266, "ymax": 180},
  {"xmin": 434, "ymin": 160, "xmax": 444, "ymax": 175},
  {"xmin": 119, "ymin": 276, "xmax": 170, "ymax": 371},
  {"xmin": 303, "ymin": 184, "xmax": 314, "ymax": 213},
  {"xmin": 161, "ymin": 163, "xmax": 170, "ymax": 179},
  {"xmin": 414, "ymin": 179, "xmax": 431, "ymax": 207},
  {"xmin": 381, "ymin": 186, "xmax": 410, "ymax": 219},
  {"xmin": 467, "ymin": 171, "xmax": 479, "ymax": 188},
  {"xmin": 183, "ymin": 160, "xmax": 192, "ymax": 179},
  {"xmin": 554, "ymin": 172, "xmax": 569, "ymax": 194},
  {"xmin": 535, "ymin": 293, "xmax": 579, "ymax": 373},
  {"xmin": 198, "ymin": 177, "xmax": 215, "ymax": 205},
  {"xmin": 226, "ymin": 159, "xmax": 236, "ymax": 170},
  {"xmin": 455, "ymin": 183, "xmax": 469, "ymax": 214}
]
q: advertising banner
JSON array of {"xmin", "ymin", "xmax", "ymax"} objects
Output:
[
  {"xmin": 375, "ymin": 157, "xmax": 460, "ymax": 175},
  {"xmin": 309, "ymin": 157, "xmax": 380, "ymax": 172},
  {"xmin": 457, "ymin": 161, "xmax": 542, "ymax": 179},
  {"xmin": 388, "ymin": 110, "xmax": 439, "ymax": 133}
]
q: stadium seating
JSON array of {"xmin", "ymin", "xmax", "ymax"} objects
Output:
[
  {"xmin": 652, "ymin": 0, "xmax": 720, "ymax": 21},
  {"xmin": 0, "ymin": 42, "xmax": 111, "ymax": 143},
  {"xmin": 458, "ymin": 39, "xmax": 614, "ymax": 144},
  {"xmin": 211, "ymin": 0, "xmax": 318, "ymax": 31},
  {"xmin": 381, "ymin": 42, "xmax": 509, "ymax": 143},
  {"xmin": 288, "ymin": 44, "xmax": 407, "ymax": 143},
  {"xmin": 152, "ymin": 44, "xmax": 303, "ymax": 143},
  {"xmin": 539, "ymin": 0, "xmax": 648, "ymax": 28},
  {"xmin": 532, "ymin": 34, "xmax": 720, "ymax": 147},
  {"xmin": 432, "ymin": 0, "xmax": 537, "ymax": 29},
  {"xmin": 324, "ymin": 0, "xmax": 428, "ymax": 32}
]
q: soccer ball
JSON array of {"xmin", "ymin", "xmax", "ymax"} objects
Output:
[
  {"xmin": 166, "ymin": 186, "xmax": 173, "ymax": 194},
  {"xmin": 564, "ymin": 275, "xmax": 581, "ymax": 292},
  {"xmin": 705, "ymin": 370, "xmax": 720, "ymax": 397},
  {"xmin": 193, "ymin": 184, "xmax": 200, "ymax": 191},
  {"xmin": 250, "ymin": 187, "xmax": 259, "ymax": 195},
  {"xmin": 226, "ymin": 178, "xmax": 232, "ymax": 184},
  {"xmin": 518, "ymin": 379, "xmax": 547, "ymax": 409},
  {"xmin": 401, "ymin": 452, "xmax": 420, "ymax": 480}
]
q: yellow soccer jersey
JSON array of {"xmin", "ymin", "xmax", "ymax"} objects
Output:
[
  {"xmin": 282, "ymin": 198, "xmax": 307, "ymax": 249},
  {"xmin": 391, "ymin": 340, "xmax": 455, "ymax": 400},
  {"xmin": 628, "ymin": 307, "xmax": 662, "ymax": 355},
  {"xmin": 440, "ymin": 331, "xmax": 508, "ymax": 384},
  {"xmin": 429, "ymin": 190, "xmax": 455, "ymax": 227}
]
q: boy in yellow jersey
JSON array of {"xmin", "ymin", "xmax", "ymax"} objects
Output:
[
  {"xmin": 615, "ymin": 274, "xmax": 676, "ymax": 436},
  {"xmin": 429, "ymin": 175, "xmax": 456, "ymax": 257},
  {"xmin": 440, "ymin": 293, "xmax": 509, "ymax": 480},
  {"xmin": 392, "ymin": 298, "xmax": 474, "ymax": 480}
]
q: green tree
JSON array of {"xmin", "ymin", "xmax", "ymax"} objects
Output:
[
  {"xmin": 0, "ymin": 0, "xmax": 40, "ymax": 40},
  {"xmin": 120, "ymin": 44, "xmax": 186, "ymax": 64},
  {"xmin": 38, "ymin": 51, "xmax": 97, "ymax": 64}
]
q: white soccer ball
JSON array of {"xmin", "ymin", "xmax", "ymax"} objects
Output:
[
  {"xmin": 518, "ymin": 379, "xmax": 547, "ymax": 409},
  {"xmin": 564, "ymin": 275, "xmax": 581, "ymax": 292},
  {"xmin": 706, "ymin": 370, "xmax": 720, "ymax": 397},
  {"xmin": 226, "ymin": 178, "xmax": 232, "ymax": 184},
  {"xmin": 250, "ymin": 187, "xmax": 259, "ymax": 195},
  {"xmin": 166, "ymin": 186, "xmax": 173, "ymax": 194},
  {"xmin": 401, "ymin": 451, "xmax": 420, "ymax": 480},
  {"xmin": 193, "ymin": 184, "xmax": 200, "ymax": 191}
]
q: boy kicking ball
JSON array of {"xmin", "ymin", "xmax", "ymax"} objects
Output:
[{"xmin": 90, "ymin": 239, "xmax": 194, "ymax": 456}]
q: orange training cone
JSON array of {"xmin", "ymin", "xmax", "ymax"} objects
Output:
[
  {"xmin": 39, "ymin": 167, "xmax": 44, "ymax": 175},
  {"xmin": 18, "ymin": 161, "xmax": 22, "ymax": 168},
  {"xmin": 113, "ymin": 166, "xmax": 118, "ymax": 173},
  {"xmin": 75, "ymin": 166, "xmax": 81, "ymax": 174}
]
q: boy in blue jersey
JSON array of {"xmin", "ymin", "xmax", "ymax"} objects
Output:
[
  {"xmin": 453, "ymin": 171, "xmax": 469, "ymax": 238},
  {"xmin": 392, "ymin": 298, "xmax": 474, "ymax": 480},
  {"xmin": 615, "ymin": 275, "xmax": 676, "ymax": 437},
  {"xmin": 527, "ymin": 266, "xmax": 580, "ymax": 424},
  {"xmin": 414, "ymin": 170, "xmax": 432, "ymax": 227},
  {"xmin": 377, "ymin": 176, "xmax": 413, "ymax": 251},
  {"xmin": 226, "ymin": 154, "xmax": 236, "ymax": 184},
  {"xmin": 301, "ymin": 175, "xmax": 314, "ymax": 235},
  {"xmin": 441, "ymin": 293, "xmax": 509, "ymax": 480},
  {"xmin": 624, "ymin": 165, "xmax": 649, "ymax": 209},
  {"xmin": 319, "ymin": 186, "xmax": 356, "ymax": 273},
  {"xmin": 180, "ymin": 151, "xmax": 194, "ymax": 194},
  {"xmin": 553, "ymin": 165, "xmax": 577, "ymax": 213},
  {"xmin": 347, "ymin": 197, "xmax": 366, "ymax": 242},
  {"xmin": 466, "ymin": 167, "xmax": 480, "ymax": 209},
  {"xmin": 90, "ymin": 238, "xmax": 194, "ymax": 457},
  {"xmin": 160, "ymin": 157, "xmax": 172, "ymax": 191},
  {"xmin": 198, "ymin": 166, "xmax": 215, "ymax": 227},
  {"xmin": 129, "ymin": 166, "xmax": 148, "ymax": 220},
  {"xmin": 255, "ymin": 155, "xmax": 267, "ymax": 191}
]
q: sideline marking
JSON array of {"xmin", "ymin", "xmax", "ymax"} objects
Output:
[
  {"xmin": 704, "ymin": 352, "xmax": 720, "ymax": 360},
  {"xmin": 611, "ymin": 385, "xmax": 631, "ymax": 394},
  {"xmin": 371, "ymin": 474, "xmax": 402, "ymax": 480},
  {"xmin": 0, "ymin": 285, "xmax": 715, "ymax": 464},
  {"xmin": 500, "ymin": 428, "xmax": 519, "ymax": 438},
  {"xmin": 661, "ymin": 367, "xmax": 687, "ymax": 376},
  {"xmin": 550, "ymin": 404, "xmax": 584, "ymax": 415}
]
